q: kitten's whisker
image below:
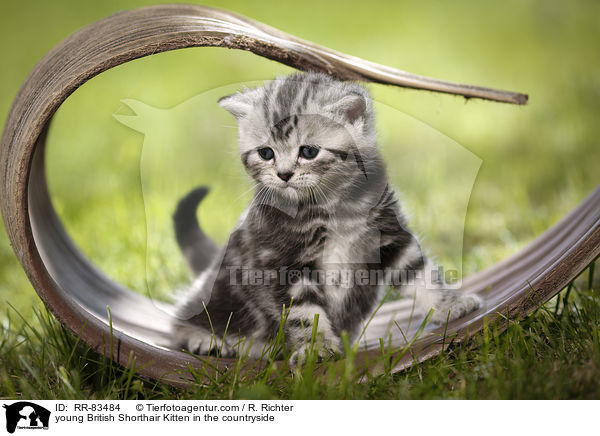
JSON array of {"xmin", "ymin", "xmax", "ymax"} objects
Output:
[
  {"xmin": 233, "ymin": 183, "xmax": 261, "ymax": 204},
  {"xmin": 315, "ymin": 185, "xmax": 330, "ymax": 209},
  {"xmin": 249, "ymin": 185, "xmax": 269, "ymax": 212}
]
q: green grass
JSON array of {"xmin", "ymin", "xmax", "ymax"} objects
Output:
[
  {"xmin": 1, "ymin": 0, "xmax": 600, "ymax": 399},
  {"xmin": 1, "ymin": 268, "xmax": 598, "ymax": 399}
]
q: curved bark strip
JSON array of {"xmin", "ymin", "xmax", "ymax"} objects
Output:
[{"xmin": 1, "ymin": 5, "xmax": 594, "ymax": 387}]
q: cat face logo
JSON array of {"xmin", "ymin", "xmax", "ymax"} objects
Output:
[{"xmin": 2, "ymin": 402, "xmax": 51, "ymax": 434}]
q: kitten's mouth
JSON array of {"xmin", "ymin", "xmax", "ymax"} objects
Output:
[
  {"xmin": 271, "ymin": 179, "xmax": 299, "ymax": 191},
  {"xmin": 282, "ymin": 183, "xmax": 326, "ymax": 203},
  {"xmin": 269, "ymin": 182, "xmax": 304, "ymax": 196},
  {"xmin": 275, "ymin": 184, "xmax": 298, "ymax": 195},
  {"xmin": 262, "ymin": 179, "xmax": 322, "ymax": 201}
]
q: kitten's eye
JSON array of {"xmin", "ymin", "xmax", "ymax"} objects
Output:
[
  {"xmin": 258, "ymin": 147, "xmax": 274, "ymax": 160},
  {"xmin": 299, "ymin": 145, "xmax": 319, "ymax": 159}
]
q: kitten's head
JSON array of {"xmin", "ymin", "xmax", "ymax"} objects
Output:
[{"xmin": 219, "ymin": 72, "xmax": 379, "ymax": 204}]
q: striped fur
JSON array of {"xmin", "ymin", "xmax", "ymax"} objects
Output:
[{"xmin": 170, "ymin": 72, "xmax": 480, "ymax": 363}]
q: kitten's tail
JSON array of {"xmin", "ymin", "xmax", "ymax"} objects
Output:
[{"xmin": 173, "ymin": 186, "xmax": 218, "ymax": 276}]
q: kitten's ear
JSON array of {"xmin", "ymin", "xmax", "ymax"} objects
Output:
[
  {"xmin": 325, "ymin": 94, "xmax": 367, "ymax": 123},
  {"xmin": 218, "ymin": 89, "xmax": 260, "ymax": 120}
]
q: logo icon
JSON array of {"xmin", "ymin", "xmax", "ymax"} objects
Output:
[{"xmin": 2, "ymin": 402, "xmax": 50, "ymax": 434}]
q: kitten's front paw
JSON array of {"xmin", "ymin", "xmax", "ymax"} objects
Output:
[
  {"xmin": 187, "ymin": 334, "xmax": 235, "ymax": 358},
  {"xmin": 288, "ymin": 341, "xmax": 341, "ymax": 367},
  {"xmin": 431, "ymin": 293, "xmax": 481, "ymax": 324}
]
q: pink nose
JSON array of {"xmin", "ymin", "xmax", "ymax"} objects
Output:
[{"xmin": 277, "ymin": 172, "xmax": 294, "ymax": 182}]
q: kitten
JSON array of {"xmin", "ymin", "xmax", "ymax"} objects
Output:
[{"xmin": 170, "ymin": 72, "xmax": 480, "ymax": 364}]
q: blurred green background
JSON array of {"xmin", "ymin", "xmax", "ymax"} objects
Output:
[{"xmin": 1, "ymin": 0, "xmax": 599, "ymax": 321}]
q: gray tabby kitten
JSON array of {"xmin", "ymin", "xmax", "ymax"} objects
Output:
[{"xmin": 171, "ymin": 72, "xmax": 480, "ymax": 363}]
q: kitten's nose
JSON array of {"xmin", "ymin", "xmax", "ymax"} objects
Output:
[{"xmin": 277, "ymin": 172, "xmax": 294, "ymax": 182}]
